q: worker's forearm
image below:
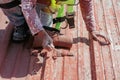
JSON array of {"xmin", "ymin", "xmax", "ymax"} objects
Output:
[
  {"xmin": 80, "ymin": 0, "xmax": 96, "ymax": 32},
  {"xmin": 21, "ymin": 0, "xmax": 44, "ymax": 35}
]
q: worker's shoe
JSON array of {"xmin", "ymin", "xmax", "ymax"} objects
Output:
[{"xmin": 12, "ymin": 23, "xmax": 30, "ymax": 42}]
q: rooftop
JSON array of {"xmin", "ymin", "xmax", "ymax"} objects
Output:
[{"xmin": 0, "ymin": 0, "xmax": 120, "ymax": 80}]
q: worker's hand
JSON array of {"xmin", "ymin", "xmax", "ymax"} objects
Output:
[
  {"xmin": 37, "ymin": 30, "xmax": 54, "ymax": 51},
  {"xmin": 90, "ymin": 31, "xmax": 99, "ymax": 41},
  {"xmin": 90, "ymin": 31, "xmax": 111, "ymax": 45}
]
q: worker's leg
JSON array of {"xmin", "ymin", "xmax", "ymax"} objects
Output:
[
  {"xmin": 35, "ymin": 3, "xmax": 53, "ymax": 28},
  {"xmin": 2, "ymin": 6, "xmax": 29, "ymax": 41},
  {"xmin": 80, "ymin": 0, "xmax": 96, "ymax": 32}
]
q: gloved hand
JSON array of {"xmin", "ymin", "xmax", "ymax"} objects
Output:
[
  {"xmin": 90, "ymin": 31, "xmax": 110, "ymax": 45},
  {"xmin": 36, "ymin": 30, "xmax": 54, "ymax": 51}
]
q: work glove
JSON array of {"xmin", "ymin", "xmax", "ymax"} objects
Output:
[
  {"xmin": 90, "ymin": 30, "xmax": 111, "ymax": 45},
  {"xmin": 36, "ymin": 30, "xmax": 54, "ymax": 51}
]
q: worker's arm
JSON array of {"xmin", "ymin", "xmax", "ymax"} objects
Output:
[
  {"xmin": 80, "ymin": 0, "xmax": 99, "ymax": 40},
  {"xmin": 21, "ymin": 0, "xmax": 54, "ymax": 50},
  {"xmin": 80, "ymin": 0, "xmax": 95, "ymax": 32},
  {"xmin": 80, "ymin": 0, "xmax": 110, "ymax": 44},
  {"xmin": 21, "ymin": 0, "xmax": 43, "ymax": 35}
]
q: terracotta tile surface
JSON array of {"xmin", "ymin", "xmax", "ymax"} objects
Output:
[{"xmin": 0, "ymin": 0, "xmax": 120, "ymax": 80}]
